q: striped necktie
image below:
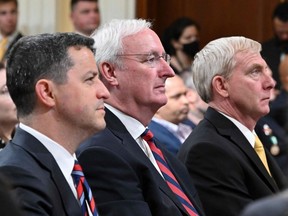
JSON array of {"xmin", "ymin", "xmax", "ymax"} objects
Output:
[
  {"xmin": 72, "ymin": 160, "xmax": 98, "ymax": 216},
  {"xmin": 141, "ymin": 129, "xmax": 199, "ymax": 216}
]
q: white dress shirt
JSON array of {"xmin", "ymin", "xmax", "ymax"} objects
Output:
[
  {"xmin": 219, "ymin": 112, "xmax": 256, "ymax": 147},
  {"xmin": 105, "ymin": 104, "xmax": 163, "ymax": 177},
  {"xmin": 19, "ymin": 123, "xmax": 77, "ymax": 198}
]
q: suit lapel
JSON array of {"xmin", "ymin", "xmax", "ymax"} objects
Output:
[
  {"xmin": 12, "ymin": 128, "xmax": 82, "ymax": 216},
  {"xmin": 105, "ymin": 109, "xmax": 189, "ymax": 215},
  {"xmin": 205, "ymin": 107, "xmax": 279, "ymax": 192}
]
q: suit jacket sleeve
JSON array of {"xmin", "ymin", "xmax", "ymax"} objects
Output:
[{"xmin": 0, "ymin": 165, "xmax": 54, "ymax": 216}]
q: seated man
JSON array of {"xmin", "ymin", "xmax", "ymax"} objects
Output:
[
  {"xmin": 149, "ymin": 74, "xmax": 193, "ymax": 155},
  {"xmin": 0, "ymin": 32, "xmax": 110, "ymax": 215},
  {"xmin": 77, "ymin": 19, "xmax": 205, "ymax": 216}
]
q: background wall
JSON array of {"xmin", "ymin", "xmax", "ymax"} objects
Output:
[
  {"xmin": 17, "ymin": 0, "xmax": 285, "ymax": 46},
  {"xmin": 18, "ymin": 0, "xmax": 136, "ymax": 35},
  {"xmin": 136, "ymin": 0, "xmax": 284, "ymax": 47}
]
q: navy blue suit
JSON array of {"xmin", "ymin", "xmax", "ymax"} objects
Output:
[
  {"xmin": 77, "ymin": 108, "xmax": 205, "ymax": 216},
  {"xmin": 148, "ymin": 120, "xmax": 182, "ymax": 155},
  {"xmin": 0, "ymin": 127, "xmax": 82, "ymax": 216}
]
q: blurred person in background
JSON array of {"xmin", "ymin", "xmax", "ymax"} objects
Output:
[
  {"xmin": 149, "ymin": 75, "xmax": 194, "ymax": 155},
  {"xmin": 162, "ymin": 17, "xmax": 200, "ymax": 77},
  {"xmin": 0, "ymin": 61, "xmax": 17, "ymax": 148},
  {"xmin": 269, "ymin": 54, "xmax": 288, "ymax": 132},
  {"xmin": 70, "ymin": 0, "xmax": 100, "ymax": 37},
  {"xmin": 182, "ymin": 72, "xmax": 208, "ymax": 126},
  {"xmin": 0, "ymin": 0, "xmax": 22, "ymax": 62},
  {"xmin": 261, "ymin": 1, "xmax": 288, "ymax": 90},
  {"xmin": 256, "ymin": 67, "xmax": 288, "ymax": 177}
]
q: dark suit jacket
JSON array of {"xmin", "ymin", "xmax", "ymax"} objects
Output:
[
  {"xmin": 255, "ymin": 115, "xmax": 288, "ymax": 177},
  {"xmin": 240, "ymin": 189, "xmax": 288, "ymax": 216},
  {"xmin": 77, "ymin": 108, "xmax": 205, "ymax": 216},
  {"xmin": 177, "ymin": 107, "xmax": 287, "ymax": 216},
  {"xmin": 0, "ymin": 127, "xmax": 82, "ymax": 216},
  {"xmin": 148, "ymin": 120, "xmax": 182, "ymax": 155},
  {"xmin": 0, "ymin": 173, "xmax": 21, "ymax": 216}
]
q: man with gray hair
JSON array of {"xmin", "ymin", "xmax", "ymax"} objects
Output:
[
  {"xmin": 77, "ymin": 19, "xmax": 205, "ymax": 216},
  {"xmin": 178, "ymin": 36, "xmax": 287, "ymax": 216}
]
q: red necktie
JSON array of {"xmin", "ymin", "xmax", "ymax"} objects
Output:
[
  {"xmin": 141, "ymin": 129, "xmax": 199, "ymax": 216},
  {"xmin": 72, "ymin": 160, "xmax": 98, "ymax": 216}
]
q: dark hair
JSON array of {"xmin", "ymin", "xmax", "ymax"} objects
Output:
[
  {"xmin": 0, "ymin": 0, "xmax": 17, "ymax": 7},
  {"xmin": 71, "ymin": 0, "xmax": 98, "ymax": 11},
  {"xmin": 0, "ymin": 62, "xmax": 5, "ymax": 70},
  {"xmin": 162, "ymin": 17, "xmax": 200, "ymax": 55},
  {"xmin": 273, "ymin": 2, "xmax": 288, "ymax": 22},
  {"xmin": 6, "ymin": 32, "xmax": 95, "ymax": 118}
]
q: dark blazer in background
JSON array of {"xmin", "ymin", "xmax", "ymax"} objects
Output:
[
  {"xmin": 0, "ymin": 127, "xmax": 82, "ymax": 216},
  {"xmin": 77, "ymin": 108, "xmax": 205, "ymax": 216},
  {"xmin": 178, "ymin": 107, "xmax": 287, "ymax": 216},
  {"xmin": 148, "ymin": 120, "xmax": 182, "ymax": 155},
  {"xmin": 255, "ymin": 115, "xmax": 288, "ymax": 177}
]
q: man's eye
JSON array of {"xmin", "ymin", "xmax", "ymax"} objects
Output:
[{"xmin": 146, "ymin": 55, "xmax": 157, "ymax": 63}]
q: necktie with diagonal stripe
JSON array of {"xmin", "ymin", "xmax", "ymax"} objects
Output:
[
  {"xmin": 72, "ymin": 160, "xmax": 98, "ymax": 216},
  {"xmin": 141, "ymin": 128, "xmax": 199, "ymax": 216}
]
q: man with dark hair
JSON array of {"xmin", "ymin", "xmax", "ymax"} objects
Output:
[
  {"xmin": 70, "ymin": 0, "xmax": 100, "ymax": 36},
  {"xmin": 0, "ymin": 0, "xmax": 22, "ymax": 62},
  {"xmin": 261, "ymin": 2, "xmax": 288, "ymax": 89},
  {"xmin": 0, "ymin": 32, "xmax": 110, "ymax": 215}
]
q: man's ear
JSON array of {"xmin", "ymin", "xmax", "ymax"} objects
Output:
[
  {"xmin": 212, "ymin": 75, "xmax": 229, "ymax": 98},
  {"xmin": 34, "ymin": 79, "xmax": 55, "ymax": 107},
  {"xmin": 100, "ymin": 62, "xmax": 118, "ymax": 85}
]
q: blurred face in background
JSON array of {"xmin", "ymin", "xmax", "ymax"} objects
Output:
[
  {"xmin": 172, "ymin": 25, "xmax": 200, "ymax": 58},
  {"xmin": 0, "ymin": 1, "xmax": 18, "ymax": 36},
  {"xmin": 71, "ymin": 1, "xmax": 100, "ymax": 36},
  {"xmin": 156, "ymin": 75, "xmax": 189, "ymax": 124},
  {"xmin": 279, "ymin": 55, "xmax": 288, "ymax": 91},
  {"xmin": 0, "ymin": 68, "xmax": 17, "ymax": 125}
]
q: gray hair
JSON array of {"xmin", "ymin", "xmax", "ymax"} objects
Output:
[
  {"xmin": 192, "ymin": 36, "xmax": 261, "ymax": 103},
  {"xmin": 91, "ymin": 19, "xmax": 152, "ymax": 69}
]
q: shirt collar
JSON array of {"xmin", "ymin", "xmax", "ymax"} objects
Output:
[
  {"xmin": 19, "ymin": 123, "xmax": 75, "ymax": 182},
  {"xmin": 219, "ymin": 112, "xmax": 256, "ymax": 147},
  {"xmin": 105, "ymin": 104, "xmax": 146, "ymax": 138},
  {"xmin": 152, "ymin": 117, "xmax": 178, "ymax": 133}
]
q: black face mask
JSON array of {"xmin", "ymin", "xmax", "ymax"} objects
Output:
[{"xmin": 182, "ymin": 40, "xmax": 200, "ymax": 58}]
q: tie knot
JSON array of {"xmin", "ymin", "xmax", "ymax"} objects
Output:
[
  {"xmin": 141, "ymin": 128, "xmax": 154, "ymax": 142},
  {"xmin": 254, "ymin": 135, "xmax": 263, "ymax": 149},
  {"xmin": 72, "ymin": 160, "xmax": 84, "ymax": 177}
]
